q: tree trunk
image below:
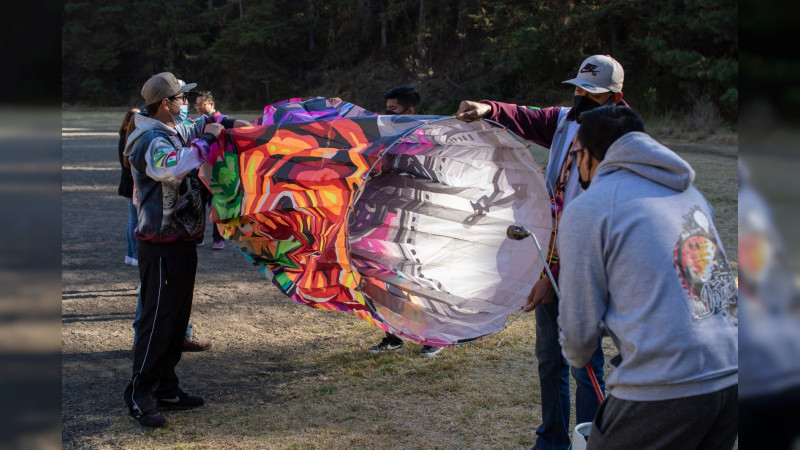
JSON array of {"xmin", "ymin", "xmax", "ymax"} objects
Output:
[
  {"xmin": 456, "ymin": 0, "xmax": 468, "ymax": 39},
  {"xmin": 308, "ymin": 0, "xmax": 315, "ymax": 51},
  {"xmin": 417, "ymin": 0, "xmax": 425, "ymax": 56},
  {"xmin": 239, "ymin": 0, "xmax": 244, "ymax": 18},
  {"xmin": 379, "ymin": 0, "xmax": 387, "ymax": 48}
]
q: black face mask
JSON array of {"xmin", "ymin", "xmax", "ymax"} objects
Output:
[
  {"xmin": 579, "ymin": 173, "xmax": 591, "ymax": 190},
  {"xmin": 384, "ymin": 107, "xmax": 410, "ymax": 116},
  {"xmin": 572, "ymin": 95, "xmax": 604, "ymax": 123}
]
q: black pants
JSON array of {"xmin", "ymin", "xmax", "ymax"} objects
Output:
[
  {"xmin": 200, "ymin": 184, "xmax": 222, "ymax": 241},
  {"xmin": 588, "ymin": 384, "xmax": 738, "ymax": 450},
  {"xmin": 124, "ymin": 241, "xmax": 197, "ymax": 412},
  {"xmin": 384, "ymin": 331, "xmax": 402, "ymax": 345}
]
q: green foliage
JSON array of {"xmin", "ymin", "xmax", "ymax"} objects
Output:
[
  {"xmin": 78, "ymin": 78, "xmax": 110, "ymax": 103},
  {"xmin": 61, "ymin": 0, "xmax": 737, "ymax": 122}
]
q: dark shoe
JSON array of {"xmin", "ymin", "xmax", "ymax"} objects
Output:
[
  {"xmin": 211, "ymin": 239, "xmax": 225, "ymax": 250},
  {"xmin": 128, "ymin": 403, "xmax": 167, "ymax": 428},
  {"xmin": 183, "ymin": 336, "xmax": 212, "ymax": 352},
  {"xmin": 196, "ymin": 238, "xmax": 205, "ymax": 246},
  {"xmin": 368, "ymin": 336, "xmax": 403, "ymax": 353},
  {"xmin": 157, "ymin": 391, "xmax": 204, "ymax": 411},
  {"xmin": 420, "ymin": 345, "xmax": 443, "ymax": 358}
]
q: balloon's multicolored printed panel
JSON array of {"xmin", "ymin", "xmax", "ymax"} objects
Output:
[{"xmin": 200, "ymin": 97, "xmax": 551, "ymax": 346}]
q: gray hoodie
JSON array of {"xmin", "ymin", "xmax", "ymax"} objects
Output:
[{"xmin": 557, "ymin": 132, "xmax": 738, "ymax": 401}]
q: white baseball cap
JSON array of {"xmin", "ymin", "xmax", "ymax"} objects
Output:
[{"xmin": 562, "ymin": 55, "xmax": 624, "ymax": 93}]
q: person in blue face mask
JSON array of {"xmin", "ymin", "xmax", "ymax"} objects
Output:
[
  {"xmin": 122, "ymin": 72, "xmax": 248, "ymax": 428},
  {"xmin": 127, "ymin": 79, "xmax": 215, "ymax": 354}
]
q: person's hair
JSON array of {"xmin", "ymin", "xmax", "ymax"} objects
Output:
[
  {"xmin": 196, "ymin": 90, "xmax": 215, "ymax": 105},
  {"xmin": 146, "ymin": 101, "xmax": 161, "ymax": 117},
  {"xmin": 119, "ymin": 108, "xmax": 140, "ymax": 134},
  {"xmin": 577, "ymin": 105, "xmax": 645, "ymax": 161},
  {"xmin": 383, "ymin": 86, "xmax": 420, "ymax": 111}
]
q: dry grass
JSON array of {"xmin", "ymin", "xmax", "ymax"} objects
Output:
[{"xmin": 646, "ymin": 106, "xmax": 738, "ymax": 148}]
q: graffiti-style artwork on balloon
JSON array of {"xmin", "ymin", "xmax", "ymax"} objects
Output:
[{"xmin": 199, "ymin": 97, "xmax": 551, "ymax": 346}]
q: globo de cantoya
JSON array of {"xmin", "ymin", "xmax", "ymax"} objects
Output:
[{"xmin": 198, "ymin": 97, "xmax": 551, "ymax": 347}]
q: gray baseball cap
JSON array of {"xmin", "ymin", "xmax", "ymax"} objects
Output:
[
  {"xmin": 141, "ymin": 72, "xmax": 197, "ymax": 105},
  {"xmin": 562, "ymin": 55, "xmax": 624, "ymax": 93}
]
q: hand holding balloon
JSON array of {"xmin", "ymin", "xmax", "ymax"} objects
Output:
[
  {"xmin": 455, "ymin": 100, "xmax": 491, "ymax": 122},
  {"xmin": 233, "ymin": 119, "xmax": 252, "ymax": 128},
  {"xmin": 525, "ymin": 277, "xmax": 556, "ymax": 311},
  {"xmin": 203, "ymin": 122, "xmax": 224, "ymax": 137}
]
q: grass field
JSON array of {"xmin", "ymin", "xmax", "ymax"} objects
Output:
[{"xmin": 62, "ymin": 108, "xmax": 738, "ymax": 449}]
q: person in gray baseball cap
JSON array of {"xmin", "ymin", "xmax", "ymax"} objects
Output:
[
  {"xmin": 121, "ymin": 71, "xmax": 245, "ymax": 428},
  {"xmin": 455, "ymin": 55, "xmax": 628, "ymax": 450}
]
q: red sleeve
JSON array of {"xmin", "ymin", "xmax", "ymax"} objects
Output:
[{"xmin": 481, "ymin": 100, "xmax": 563, "ymax": 149}]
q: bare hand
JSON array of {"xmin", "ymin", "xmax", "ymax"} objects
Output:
[
  {"xmin": 524, "ymin": 277, "xmax": 556, "ymax": 312},
  {"xmin": 455, "ymin": 100, "xmax": 491, "ymax": 122},
  {"xmin": 203, "ymin": 123, "xmax": 224, "ymax": 137},
  {"xmin": 233, "ymin": 119, "xmax": 252, "ymax": 128},
  {"xmin": 328, "ymin": 97, "xmax": 342, "ymax": 104}
]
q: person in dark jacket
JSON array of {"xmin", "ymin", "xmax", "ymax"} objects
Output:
[{"xmin": 118, "ymin": 108, "xmax": 140, "ymax": 266}]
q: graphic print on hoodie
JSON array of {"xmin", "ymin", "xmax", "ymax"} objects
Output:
[{"xmin": 673, "ymin": 206, "xmax": 738, "ymax": 324}]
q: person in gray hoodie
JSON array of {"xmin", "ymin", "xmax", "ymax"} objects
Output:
[{"xmin": 557, "ymin": 106, "xmax": 738, "ymax": 449}]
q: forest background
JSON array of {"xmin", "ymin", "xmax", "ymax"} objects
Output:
[{"xmin": 63, "ymin": 0, "xmax": 738, "ymax": 127}]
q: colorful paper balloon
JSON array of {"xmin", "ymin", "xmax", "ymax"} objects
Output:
[{"xmin": 199, "ymin": 97, "xmax": 551, "ymax": 346}]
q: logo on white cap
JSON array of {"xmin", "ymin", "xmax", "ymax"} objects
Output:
[
  {"xmin": 580, "ymin": 64, "xmax": 600, "ymax": 76},
  {"xmin": 562, "ymin": 55, "xmax": 624, "ymax": 93}
]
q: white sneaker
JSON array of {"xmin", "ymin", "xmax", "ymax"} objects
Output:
[{"xmin": 125, "ymin": 256, "xmax": 139, "ymax": 266}]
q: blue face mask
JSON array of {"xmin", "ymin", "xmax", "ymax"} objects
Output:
[
  {"xmin": 168, "ymin": 99, "xmax": 190, "ymax": 123},
  {"xmin": 174, "ymin": 105, "xmax": 189, "ymax": 123}
]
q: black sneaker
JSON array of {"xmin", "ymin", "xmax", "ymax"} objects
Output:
[
  {"xmin": 157, "ymin": 391, "xmax": 205, "ymax": 411},
  {"xmin": 420, "ymin": 345, "xmax": 443, "ymax": 358},
  {"xmin": 128, "ymin": 403, "xmax": 167, "ymax": 428},
  {"xmin": 368, "ymin": 336, "xmax": 403, "ymax": 353}
]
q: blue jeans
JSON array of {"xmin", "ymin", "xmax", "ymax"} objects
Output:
[
  {"xmin": 533, "ymin": 297, "xmax": 605, "ymax": 450},
  {"xmin": 126, "ymin": 199, "xmax": 138, "ymax": 258}
]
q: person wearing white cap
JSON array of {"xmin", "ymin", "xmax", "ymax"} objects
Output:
[
  {"xmin": 121, "ymin": 71, "xmax": 245, "ymax": 428},
  {"xmin": 455, "ymin": 55, "xmax": 627, "ymax": 450}
]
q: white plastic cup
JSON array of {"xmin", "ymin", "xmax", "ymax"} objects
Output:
[{"xmin": 572, "ymin": 422, "xmax": 592, "ymax": 450}]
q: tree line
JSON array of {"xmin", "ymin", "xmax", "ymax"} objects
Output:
[{"xmin": 63, "ymin": 0, "xmax": 737, "ymax": 122}]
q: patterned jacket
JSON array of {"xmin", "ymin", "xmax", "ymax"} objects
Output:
[{"xmin": 124, "ymin": 113, "xmax": 225, "ymax": 243}]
